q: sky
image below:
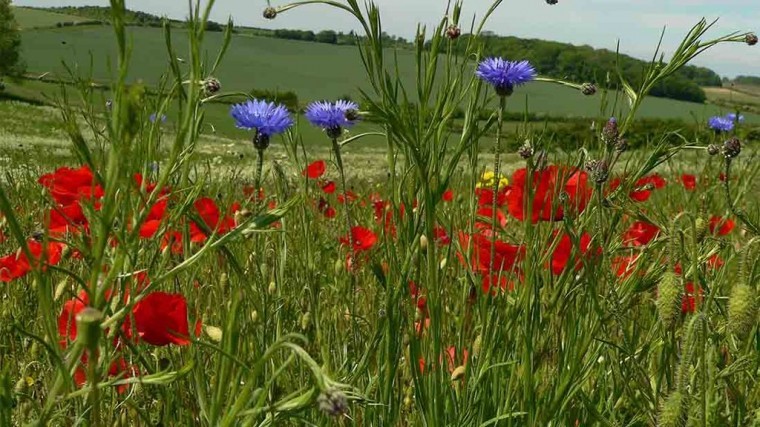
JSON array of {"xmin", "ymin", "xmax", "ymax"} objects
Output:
[{"xmin": 12, "ymin": 0, "xmax": 760, "ymax": 77}]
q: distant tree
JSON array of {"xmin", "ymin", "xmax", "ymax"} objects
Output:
[
  {"xmin": 0, "ymin": 0, "xmax": 23, "ymax": 78},
  {"xmin": 316, "ymin": 30, "xmax": 338, "ymax": 44}
]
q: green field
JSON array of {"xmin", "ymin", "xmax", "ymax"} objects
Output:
[
  {"xmin": 17, "ymin": 26, "xmax": 758, "ymax": 123},
  {"xmin": 11, "ymin": 6, "xmax": 88, "ymax": 29}
]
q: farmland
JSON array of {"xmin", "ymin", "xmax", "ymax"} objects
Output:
[{"xmin": 2, "ymin": 2, "xmax": 760, "ymax": 426}]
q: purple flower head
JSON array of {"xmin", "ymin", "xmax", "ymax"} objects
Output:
[
  {"xmin": 150, "ymin": 113, "xmax": 167, "ymax": 123},
  {"xmin": 231, "ymin": 99, "xmax": 293, "ymax": 137},
  {"xmin": 708, "ymin": 116, "xmax": 734, "ymax": 133},
  {"xmin": 726, "ymin": 113, "xmax": 745, "ymax": 123},
  {"xmin": 476, "ymin": 58, "xmax": 536, "ymax": 96},
  {"xmin": 305, "ymin": 100, "xmax": 360, "ymax": 137}
]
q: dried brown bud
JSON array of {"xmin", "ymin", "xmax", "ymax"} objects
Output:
[
  {"xmin": 263, "ymin": 7, "xmax": 277, "ymax": 20},
  {"xmin": 722, "ymin": 137, "xmax": 742, "ymax": 159},
  {"xmin": 446, "ymin": 25, "xmax": 461, "ymax": 40},
  {"xmin": 518, "ymin": 142, "xmax": 534, "ymax": 159},
  {"xmin": 203, "ymin": 77, "xmax": 221, "ymax": 95},
  {"xmin": 746, "ymin": 33, "xmax": 758, "ymax": 46},
  {"xmin": 707, "ymin": 144, "xmax": 721, "ymax": 156},
  {"xmin": 581, "ymin": 83, "xmax": 596, "ymax": 96}
]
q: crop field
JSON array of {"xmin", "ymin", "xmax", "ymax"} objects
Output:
[
  {"xmin": 2, "ymin": 1, "xmax": 760, "ymax": 426},
  {"xmin": 11, "ymin": 7, "xmax": 87, "ymax": 29},
  {"xmin": 17, "ymin": 26, "xmax": 757, "ymax": 123}
]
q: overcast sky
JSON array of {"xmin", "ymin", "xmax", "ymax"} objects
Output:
[{"xmin": 12, "ymin": 0, "xmax": 760, "ymax": 77}]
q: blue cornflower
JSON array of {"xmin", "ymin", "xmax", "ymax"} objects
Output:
[
  {"xmin": 149, "ymin": 113, "xmax": 167, "ymax": 123},
  {"xmin": 231, "ymin": 99, "xmax": 293, "ymax": 138},
  {"xmin": 305, "ymin": 100, "xmax": 360, "ymax": 138},
  {"xmin": 476, "ymin": 58, "xmax": 536, "ymax": 96},
  {"xmin": 708, "ymin": 116, "xmax": 734, "ymax": 133},
  {"xmin": 726, "ymin": 113, "xmax": 745, "ymax": 123}
]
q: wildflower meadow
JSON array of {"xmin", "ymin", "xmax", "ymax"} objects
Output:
[{"xmin": 1, "ymin": 0, "xmax": 759, "ymax": 425}]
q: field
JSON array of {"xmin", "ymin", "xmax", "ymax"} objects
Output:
[
  {"xmin": 11, "ymin": 7, "xmax": 88, "ymax": 29},
  {"xmin": 2, "ymin": 2, "xmax": 760, "ymax": 426}
]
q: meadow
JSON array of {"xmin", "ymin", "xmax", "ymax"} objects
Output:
[{"xmin": 1, "ymin": 1, "xmax": 760, "ymax": 426}]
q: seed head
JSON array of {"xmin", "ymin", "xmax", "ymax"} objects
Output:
[
  {"xmin": 656, "ymin": 271, "xmax": 683, "ymax": 326},
  {"xmin": 446, "ymin": 25, "xmax": 461, "ymax": 40},
  {"xmin": 707, "ymin": 144, "xmax": 720, "ymax": 156},
  {"xmin": 658, "ymin": 391, "xmax": 687, "ymax": 427},
  {"xmin": 722, "ymin": 137, "xmax": 741, "ymax": 159},
  {"xmin": 728, "ymin": 284, "xmax": 757, "ymax": 338},
  {"xmin": 263, "ymin": 7, "xmax": 277, "ymax": 20},
  {"xmin": 580, "ymin": 83, "xmax": 596, "ymax": 96},
  {"xmin": 317, "ymin": 389, "xmax": 349, "ymax": 417},
  {"xmin": 746, "ymin": 33, "xmax": 758, "ymax": 46},
  {"xmin": 546, "ymin": 0, "xmax": 559, "ymax": 4}
]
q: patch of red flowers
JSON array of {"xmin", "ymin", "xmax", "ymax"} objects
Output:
[
  {"xmin": 340, "ymin": 226, "xmax": 378, "ymax": 253},
  {"xmin": 680, "ymin": 174, "xmax": 697, "ymax": 191},
  {"xmin": 0, "ymin": 240, "xmax": 65, "ymax": 283},
  {"xmin": 623, "ymin": 221, "xmax": 660, "ymax": 247},
  {"xmin": 609, "ymin": 174, "xmax": 667, "ymax": 202},
  {"xmin": 505, "ymin": 166, "xmax": 592, "ymax": 223},
  {"xmin": 709, "ymin": 216, "xmax": 735, "ymax": 236},
  {"xmin": 302, "ymin": 160, "xmax": 326, "ymax": 179},
  {"xmin": 549, "ymin": 232, "xmax": 597, "ymax": 275},
  {"xmin": 458, "ymin": 232, "xmax": 524, "ymax": 293}
]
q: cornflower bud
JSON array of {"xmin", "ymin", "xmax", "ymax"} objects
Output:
[
  {"xmin": 581, "ymin": 83, "xmax": 596, "ymax": 96},
  {"xmin": 263, "ymin": 7, "xmax": 277, "ymax": 19}
]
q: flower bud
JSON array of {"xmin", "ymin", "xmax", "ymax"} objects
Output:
[
  {"xmin": 601, "ymin": 117, "xmax": 618, "ymax": 145},
  {"xmin": 268, "ymin": 281, "xmax": 277, "ymax": 295},
  {"xmin": 419, "ymin": 234, "xmax": 429, "ymax": 252},
  {"xmin": 445, "ymin": 25, "xmax": 461, "ymax": 40},
  {"xmin": 334, "ymin": 259, "xmax": 344, "ymax": 274},
  {"xmin": 615, "ymin": 137, "xmax": 628, "ymax": 153},
  {"xmin": 219, "ymin": 273, "xmax": 228, "ymax": 289},
  {"xmin": 518, "ymin": 142, "xmax": 534, "ymax": 159},
  {"xmin": 728, "ymin": 283, "xmax": 757, "ymax": 338},
  {"xmin": 203, "ymin": 77, "xmax": 221, "ymax": 95},
  {"xmin": 301, "ymin": 312, "xmax": 312, "ymax": 331},
  {"xmin": 656, "ymin": 272, "xmax": 682, "ymax": 326},
  {"xmin": 722, "ymin": 137, "xmax": 741, "ymax": 159},
  {"xmin": 317, "ymin": 389, "xmax": 349, "ymax": 417},
  {"xmin": 546, "ymin": 0, "xmax": 558, "ymax": 4},
  {"xmin": 251, "ymin": 310, "xmax": 259, "ymax": 323},
  {"xmin": 204, "ymin": 325, "xmax": 223, "ymax": 342},
  {"xmin": 707, "ymin": 144, "xmax": 720, "ymax": 156},
  {"xmin": 263, "ymin": 7, "xmax": 277, "ymax": 20},
  {"xmin": 450, "ymin": 365, "xmax": 466, "ymax": 381},
  {"xmin": 76, "ymin": 307, "xmax": 103, "ymax": 351},
  {"xmin": 746, "ymin": 33, "xmax": 758, "ymax": 46},
  {"xmin": 580, "ymin": 83, "xmax": 596, "ymax": 96}
]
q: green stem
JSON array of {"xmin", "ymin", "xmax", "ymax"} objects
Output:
[
  {"xmin": 254, "ymin": 147, "xmax": 266, "ymax": 200},
  {"xmin": 489, "ymin": 96, "xmax": 507, "ymax": 275}
]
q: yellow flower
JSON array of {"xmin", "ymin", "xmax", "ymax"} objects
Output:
[{"xmin": 476, "ymin": 171, "xmax": 509, "ymax": 189}]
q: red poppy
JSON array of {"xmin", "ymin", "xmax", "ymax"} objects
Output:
[
  {"xmin": 0, "ymin": 240, "xmax": 64, "ymax": 283},
  {"xmin": 709, "ymin": 216, "xmax": 735, "ymax": 236},
  {"xmin": 682, "ymin": 282, "xmax": 703, "ymax": 313},
  {"xmin": 139, "ymin": 199, "xmax": 169, "ymax": 239},
  {"xmin": 458, "ymin": 232, "xmax": 524, "ymax": 280},
  {"xmin": 337, "ymin": 191, "xmax": 359, "ymax": 204},
  {"xmin": 680, "ymin": 174, "xmax": 697, "ymax": 191},
  {"xmin": 132, "ymin": 292, "xmax": 191, "ymax": 346},
  {"xmin": 475, "ymin": 187, "xmax": 509, "ymax": 208},
  {"xmin": 302, "ymin": 160, "xmax": 326, "ymax": 179},
  {"xmin": 475, "ymin": 207, "xmax": 508, "ymax": 232},
  {"xmin": 47, "ymin": 203, "xmax": 89, "ymax": 235},
  {"xmin": 433, "ymin": 226, "xmax": 451, "ymax": 245},
  {"xmin": 623, "ymin": 221, "xmax": 660, "ymax": 246},
  {"xmin": 38, "ymin": 165, "xmax": 104, "ymax": 206},
  {"xmin": 408, "ymin": 281, "xmax": 427, "ymax": 312},
  {"xmin": 549, "ymin": 232, "xmax": 595, "ymax": 275},
  {"xmin": 442, "ymin": 189, "xmax": 454, "ymax": 202},
  {"xmin": 418, "ymin": 346, "xmax": 469, "ymax": 375},
  {"xmin": 243, "ymin": 186, "xmax": 265, "ymax": 201},
  {"xmin": 321, "ymin": 181, "xmax": 337, "ymax": 194},
  {"xmin": 612, "ymin": 255, "xmax": 639, "ymax": 279},
  {"xmin": 189, "ymin": 198, "xmax": 236, "ymax": 242},
  {"xmin": 317, "ymin": 197, "xmax": 337, "ymax": 219},
  {"xmin": 340, "ymin": 226, "xmax": 378, "ymax": 252},
  {"xmin": 57, "ymin": 291, "xmax": 89, "ymax": 348},
  {"xmin": 610, "ymin": 174, "xmax": 667, "ymax": 202},
  {"xmin": 505, "ymin": 166, "xmax": 592, "ymax": 223}
]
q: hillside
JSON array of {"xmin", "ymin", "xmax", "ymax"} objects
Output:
[
  {"xmin": 11, "ymin": 7, "xmax": 89, "ymax": 29},
  {"xmin": 15, "ymin": 5, "xmax": 727, "ymax": 104},
  {"xmin": 17, "ymin": 27, "xmax": 753, "ymax": 122}
]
